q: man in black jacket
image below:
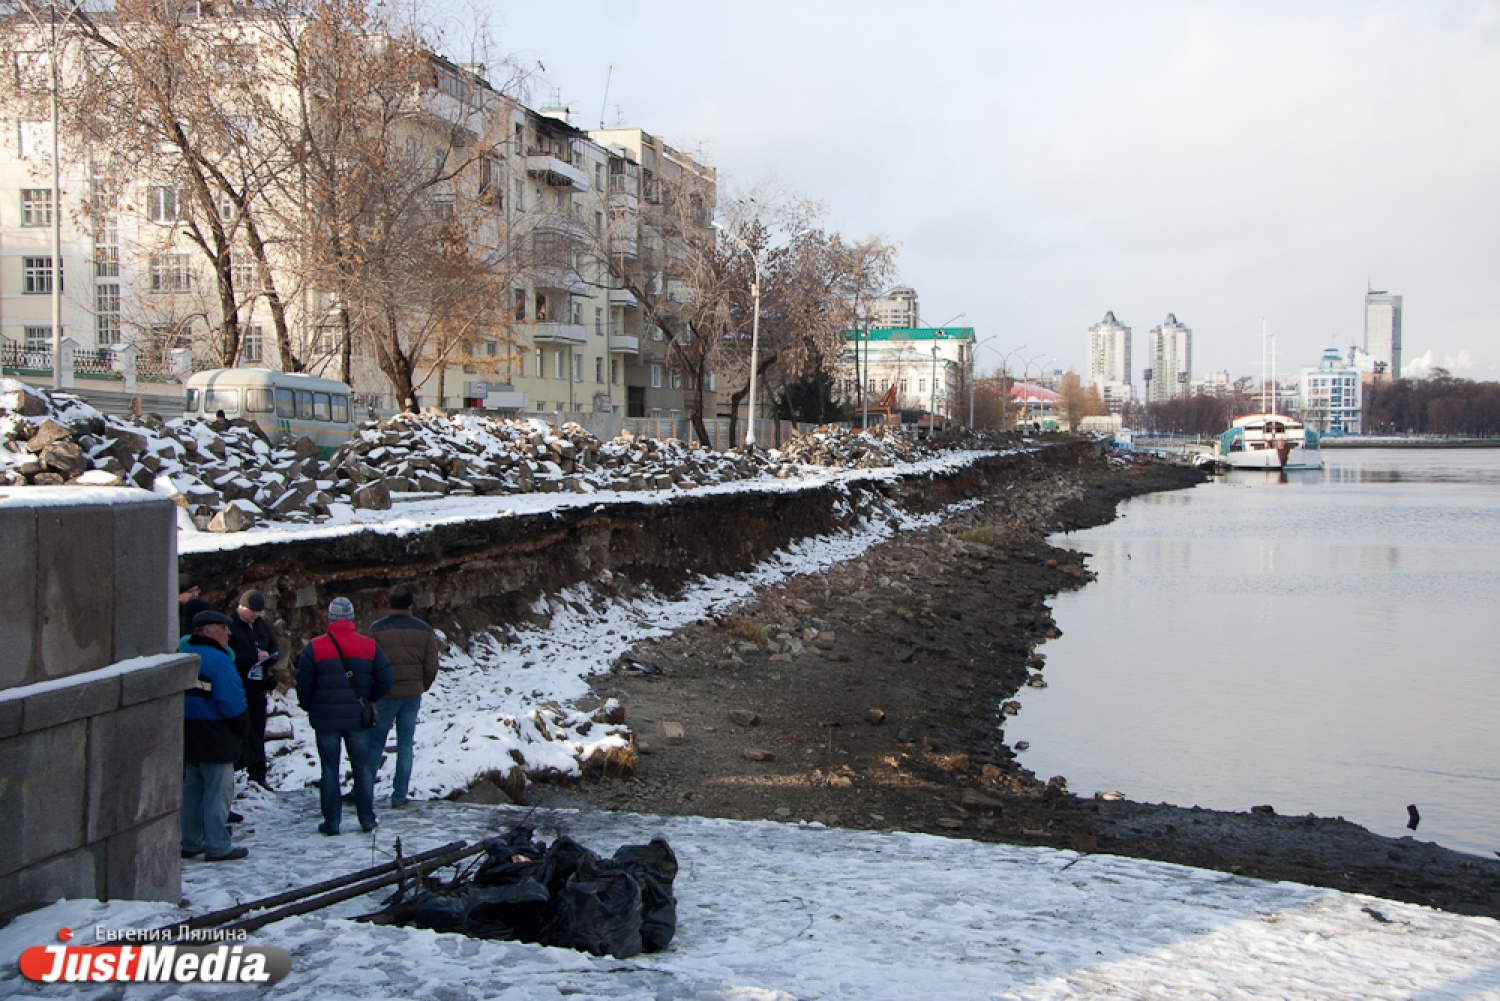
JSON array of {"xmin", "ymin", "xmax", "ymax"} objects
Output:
[{"xmin": 226, "ymin": 589, "xmax": 280, "ymax": 789}]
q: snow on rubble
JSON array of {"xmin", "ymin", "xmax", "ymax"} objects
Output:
[{"xmin": 0, "ymin": 378, "xmax": 984, "ymax": 545}]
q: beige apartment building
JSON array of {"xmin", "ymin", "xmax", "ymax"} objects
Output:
[{"xmin": 0, "ymin": 18, "xmax": 712, "ymax": 423}]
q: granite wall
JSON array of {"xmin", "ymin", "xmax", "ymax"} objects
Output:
[{"xmin": 0, "ymin": 488, "xmax": 198, "ymax": 919}]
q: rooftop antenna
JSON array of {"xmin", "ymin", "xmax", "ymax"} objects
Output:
[{"xmin": 599, "ymin": 64, "xmax": 612, "ymax": 129}]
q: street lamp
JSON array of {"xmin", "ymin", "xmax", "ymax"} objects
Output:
[
  {"xmin": 994, "ymin": 344, "xmax": 1031, "ymax": 432},
  {"xmin": 14, "ymin": 0, "xmax": 87, "ymax": 389},
  {"xmin": 967, "ymin": 334, "xmax": 1000, "ymax": 429},
  {"xmin": 714, "ymin": 221, "xmax": 808, "ymax": 447},
  {"xmin": 917, "ymin": 312, "xmax": 964, "ymax": 433}
]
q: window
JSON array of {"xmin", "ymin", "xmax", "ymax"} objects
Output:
[
  {"xmin": 245, "ymin": 387, "xmax": 273, "ymax": 413},
  {"xmin": 571, "ymin": 301, "xmax": 582, "ymax": 325},
  {"xmin": 14, "ymin": 52, "xmax": 48, "ymax": 93},
  {"xmin": 94, "ymin": 219, "xmax": 118, "ymax": 277},
  {"xmin": 899, "ymin": 379, "xmax": 908, "ymax": 395},
  {"xmin": 331, "ymin": 396, "xmax": 349, "ymax": 423},
  {"xmin": 217, "ymin": 192, "xmax": 235, "ymax": 222},
  {"xmin": 535, "ymin": 347, "xmax": 544, "ymax": 378},
  {"xmin": 650, "ymin": 363, "xmax": 662, "ymax": 388},
  {"xmin": 669, "ymin": 371, "xmax": 682, "ymax": 390},
  {"xmin": 572, "ymin": 353, "xmax": 582, "ymax": 382},
  {"xmin": 535, "ymin": 291, "xmax": 548, "ymax": 321},
  {"xmin": 431, "ymin": 194, "xmax": 454, "ymax": 220},
  {"xmin": 594, "ymin": 356, "xmax": 603, "ymax": 383},
  {"xmin": 146, "ymin": 186, "xmax": 179, "ymax": 223},
  {"xmin": 149, "ymin": 254, "xmax": 191, "ymax": 293},
  {"xmin": 312, "ymin": 392, "xmax": 331, "ymax": 420},
  {"xmin": 514, "ymin": 288, "xmax": 526, "ymax": 320},
  {"xmin": 275, "ymin": 387, "xmax": 295, "ymax": 418},
  {"xmin": 554, "ymin": 349, "xmax": 565, "ymax": 380},
  {"xmin": 534, "ymin": 400, "xmax": 546, "ymax": 411},
  {"xmin": 514, "ymin": 178, "xmax": 525, "ymax": 212},
  {"xmin": 204, "ymin": 388, "xmax": 239, "ymax": 414},
  {"xmin": 23, "ymin": 256, "xmax": 59, "ymax": 294},
  {"xmin": 19, "ymin": 121, "xmax": 52, "ymax": 159},
  {"xmin": 594, "ymin": 210, "xmax": 603, "ymax": 235},
  {"xmin": 706, "ymin": 371, "xmax": 716, "ymax": 392},
  {"xmin": 295, "ymin": 390, "xmax": 313, "ymax": 419},
  {"xmin": 594, "ymin": 307, "xmax": 604, "ymax": 335},
  {"xmin": 95, "ymin": 283, "xmax": 120, "ymax": 347},
  {"xmin": 23, "ymin": 325, "xmax": 51, "ymax": 353},
  {"xmin": 233, "ymin": 260, "xmax": 256, "ymax": 297},
  {"xmin": 242, "ymin": 324, "xmax": 264, "ymax": 363},
  {"xmin": 918, "ymin": 378, "xmax": 926, "ymax": 393},
  {"xmin": 611, "ymin": 358, "xmax": 620, "ymax": 385},
  {"xmin": 594, "ymin": 163, "xmax": 603, "ymax": 188},
  {"xmin": 485, "ymin": 340, "xmax": 497, "ymax": 357},
  {"xmin": 650, "ymin": 326, "xmax": 664, "ymax": 341},
  {"xmin": 21, "ymin": 189, "xmax": 51, "ymax": 226}
]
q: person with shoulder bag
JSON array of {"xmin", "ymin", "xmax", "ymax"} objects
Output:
[{"xmin": 295, "ymin": 597, "xmax": 393, "ymax": 835}]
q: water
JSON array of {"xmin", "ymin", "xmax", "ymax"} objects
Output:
[{"xmin": 1015, "ymin": 448, "xmax": 1500, "ymax": 856}]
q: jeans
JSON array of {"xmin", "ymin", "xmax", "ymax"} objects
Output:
[
  {"xmin": 369, "ymin": 695, "xmax": 422, "ymax": 807},
  {"xmin": 182, "ymin": 761, "xmax": 234, "ymax": 857},
  {"xmin": 315, "ymin": 727, "xmax": 375, "ymax": 832}
]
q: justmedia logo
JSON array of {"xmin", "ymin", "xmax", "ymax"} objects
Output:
[{"xmin": 18, "ymin": 927, "xmax": 292, "ymax": 984}]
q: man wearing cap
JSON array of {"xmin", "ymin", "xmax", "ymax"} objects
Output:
[
  {"xmin": 179, "ymin": 610, "xmax": 250, "ymax": 862},
  {"xmin": 227, "ymin": 589, "xmax": 281, "ymax": 790},
  {"xmin": 368, "ymin": 584, "xmax": 441, "ymax": 809},
  {"xmin": 296, "ymin": 597, "xmax": 393, "ymax": 835}
]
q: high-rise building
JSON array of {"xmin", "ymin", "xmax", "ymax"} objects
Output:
[
  {"xmin": 871, "ymin": 287, "xmax": 919, "ymax": 329},
  {"xmin": 1146, "ymin": 313, "xmax": 1192, "ymax": 404},
  {"xmin": 1364, "ymin": 288, "xmax": 1402, "ymax": 378},
  {"xmin": 1299, "ymin": 348, "xmax": 1362, "ymax": 435},
  {"xmin": 1087, "ymin": 311, "xmax": 1132, "ymax": 411}
]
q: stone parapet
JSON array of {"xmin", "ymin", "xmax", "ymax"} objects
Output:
[{"xmin": 0, "ymin": 488, "xmax": 189, "ymax": 919}]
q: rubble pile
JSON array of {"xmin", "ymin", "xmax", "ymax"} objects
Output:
[{"xmin": 1, "ymin": 379, "xmax": 971, "ymax": 534}]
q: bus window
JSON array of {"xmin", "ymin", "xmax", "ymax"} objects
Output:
[
  {"xmin": 312, "ymin": 392, "xmax": 331, "ymax": 421},
  {"xmin": 184, "ymin": 388, "xmax": 201, "ymax": 412},
  {"xmin": 245, "ymin": 388, "xmax": 274, "ymax": 413},
  {"xmin": 204, "ymin": 388, "xmax": 239, "ymax": 414},
  {"xmin": 331, "ymin": 395, "xmax": 349, "ymax": 423},
  {"xmin": 275, "ymin": 388, "xmax": 295, "ymax": 418},
  {"xmin": 295, "ymin": 391, "xmax": 313, "ymax": 419}
]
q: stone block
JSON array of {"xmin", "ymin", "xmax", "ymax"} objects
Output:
[
  {"xmin": 113, "ymin": 498, "xmax": 176, "ymax": 660},
  {"xmin": 0, "ymin": 845, "xmax": 101, "ymax": 920},
  {"xmin": 0, "ymin": 698, "xmax": 22, "ymax": 739},
  {"xmin": 0, "ymin": 720, "xmax": 88, "ymax": 877},
  {"xmin": 105, "ymin": 812, "xmax": 181, "ymax": 902},
  {"xmin": 120, "ymin": 654, "xmax": 200, "ymax": 707},
  {"xmin": 660, "ymin": 721, "xmax": 685, "ymax": 745},
  {"xmin": 37, "ymin": 503, "xmax": 115, "ymax": 680},
  {"xmin": 0, "ymin": 505, "xmax": 37, "ymax": 689},
  {"xmin": 86, "ymin": 698, "xmax": 183, "ymax": 844},
  {"xmin": 23, "ymin": 674, "xmax": 121, "ymax": 732}
]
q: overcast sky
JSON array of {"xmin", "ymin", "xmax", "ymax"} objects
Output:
[{"xmin": 458, "ymin": 1, "xmax": 1500, "ymax": 382}]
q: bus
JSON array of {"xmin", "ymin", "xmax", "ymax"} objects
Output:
[{"xmin": 183, "ymin": 368, "xmax": 358, "ymax": 454}]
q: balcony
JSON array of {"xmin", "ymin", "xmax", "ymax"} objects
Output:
[
  {"xmin": 533, "ymin": 212, "xmax": 587, "ymax": 240},
  {"xmin": 607, "ymin": 332, "xmax": 640, "ymax": 355},
  {"xmin": 531, "ymin": 322, "xmax": 588, "ymax": 347},
  {"xmin": 608, "ymin": 287, "xmax": 637, "ymax": 306},
  {"xmin": 526, "ymin": 153, "xmax": 588, "ymax": 191}
]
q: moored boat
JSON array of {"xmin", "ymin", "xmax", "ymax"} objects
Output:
[{"xmin": 1215, "ymin": 413, "xmax": 1323, "ymax": 470}]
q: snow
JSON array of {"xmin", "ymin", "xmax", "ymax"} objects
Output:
[
  {"xmin": 3, "ymin": 796, "xmax": 1497, "ymax": 999},
  {"xmin": 0, "ymin": 653, "xmax": 189, "ymax": 706}
]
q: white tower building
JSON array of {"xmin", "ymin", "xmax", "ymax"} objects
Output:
[
  {"xmin": 1146, "ymin": 313, "xmax": 1192, "ymax": 403},
  {"xmin": 1364, "ymin": 288, "xmax": 1402, "ymax": 378},
  {"xmin": 1087, "ymin": 311, "xmax": 1132, "ymax": 411}
]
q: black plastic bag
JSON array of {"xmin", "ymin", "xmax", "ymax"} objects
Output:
[
  {"xmin": 410, "ymin": 890, "xmax": 470, "ymax": 934},
  {"xmin": 464, "ymin": 880, "xmax": 553, "ymax": 940},
  {"xmin": 612, "ymin": 838, "xmax": 679, "ymax": 952},
  {"xmin": 543, "ymin": 855, "xmax": 644, "ymax": 959}
]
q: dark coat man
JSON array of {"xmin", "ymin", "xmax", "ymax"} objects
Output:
[{"xmin": 226, "ymin": 589, "xmax": 280, "ymax": 788}]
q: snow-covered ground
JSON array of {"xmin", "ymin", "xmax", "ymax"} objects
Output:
[{"xmin": 4, "ymin": 791, "xmax": 1498, "ymax": 999}]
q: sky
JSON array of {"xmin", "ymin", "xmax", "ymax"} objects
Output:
[{"xmin": 441, "ymin": 0, "xmax": 1500, "ymax": 384}]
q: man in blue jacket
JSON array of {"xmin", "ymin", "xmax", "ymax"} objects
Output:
[
  {"xmin": 296, "ymin": 597, "xmax": 393, "ymax": 835},
  {"xmin": 181, "ymin": 610, "xmax": 250, "ymax": 862}
]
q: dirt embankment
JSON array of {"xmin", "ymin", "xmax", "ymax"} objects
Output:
[{"xmin": 551, "ymin": 450, "xmax": 1500, "ymax": 919}]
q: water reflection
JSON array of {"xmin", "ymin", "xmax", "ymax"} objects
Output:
[{"xmin": 1026, "ymin": 448, "xmax": 1500, "ymax": 856}]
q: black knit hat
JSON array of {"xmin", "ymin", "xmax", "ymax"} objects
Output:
[
  {"xmin": 388, "ymin": 584, "xmax": 414, "ymax": 610},
  {"xmin": 239, "ymin": 589, "xmax": 267, "ymax": 612}
]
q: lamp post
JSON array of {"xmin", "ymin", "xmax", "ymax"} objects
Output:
[
  {"xmin": 16, "ymin": 1, "xmax": 87, "ymax": 389},
  {"xmin": 995, "ymin": 344, "xmax": 1029, "ymax": 433},
  {"xmin": 916, "ymin": 312, "xmax": 964, "ymax": 434},
  {"xmin": 714, "ymin": 221, "xmax": 807, "ymax": 447}
]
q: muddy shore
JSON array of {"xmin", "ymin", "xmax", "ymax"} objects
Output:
[{"xmin": 539, "ymin": 447, "xmax": 1500, "ymax": 919}]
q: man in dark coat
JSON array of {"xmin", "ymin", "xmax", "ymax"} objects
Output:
[
  {"xmin": 296, "ymin": 597, "xmax": 393, "ymax": 835},
  {"xmin": 368, "ymin": 584, "xmax": 441, "ymax": 809},
  {"xmin": 226, "ymin": 589, "xmax": 280, "ymax": 789},
  {"xmin": 180, "ymin": 610, "xmax": 250, "ymax": 862}
]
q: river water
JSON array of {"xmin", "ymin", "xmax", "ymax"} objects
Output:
[{"xmin": 1015, "ymin": 448, "xmax": 1500, "ymax": 857}]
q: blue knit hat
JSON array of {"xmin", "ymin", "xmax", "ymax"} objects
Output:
[{"xmin": 327, "ymin": 597, "xmax": 355, "ymax": 621}]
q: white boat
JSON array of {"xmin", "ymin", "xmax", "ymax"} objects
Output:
[{"xmin": 1215, "ymin": 413, "xmax": 1323, "ymax": 470}]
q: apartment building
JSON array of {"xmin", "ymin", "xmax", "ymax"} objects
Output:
[
  {"xmin": 1364, "ymin": 287, "xmax": 1402, "ymax": 379},
  {"xmin": 1145, "ymin": 313, "xmax": 1192, "ymax": 404},
  {"xmin": 0, "ymin": 15, "xmax": 702, "ymax": 421},
  {"xmin": 1299, "ymin": 348, "xmax": 1362, "ymax": 435},
  {"xmin": 589, "ymin": 127, "xmax": 718, "ymax": 420},
  {"xmin": 1087, "ymin": 311, "xmax": 1133, "ymax": 412},
  {"xmin": 870, "ymin": 286, "xmax": 918, "ymax": 329}
]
